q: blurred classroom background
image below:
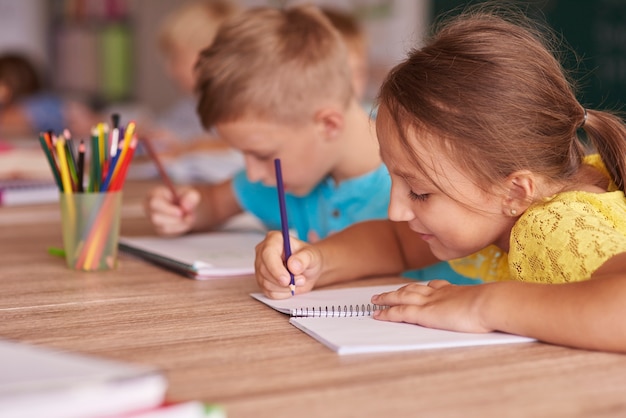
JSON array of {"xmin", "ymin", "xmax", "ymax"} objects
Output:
[
  {"xmin": 1, "ymin": 0, "xmax": 625, "ymax": 177},
  {"xmin": 0, "ymin": 0, "xmax": 429, "ymax": 124}
]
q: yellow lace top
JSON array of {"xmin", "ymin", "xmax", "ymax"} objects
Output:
[{"xmin": 449, "ymin": 155, "xmax": 626, "ymax": 283}]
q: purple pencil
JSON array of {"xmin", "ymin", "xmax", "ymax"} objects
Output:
[{"xmin": 274, "ymin": 158, "xmax": 296, "ymax": 295}]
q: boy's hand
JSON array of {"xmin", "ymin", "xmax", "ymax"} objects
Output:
[
  {"xmin": 255, "ymin": 231, "xmax": 324, "ymax": 299},
  {"xmin": 144, "ymin": 186, "xmax": 200, "ymax": 236}
]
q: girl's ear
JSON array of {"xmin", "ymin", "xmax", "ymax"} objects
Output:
[
  {"xmin": 314, "ymin": 107, "xmax": 344, "ymax": 141},
  {"xmin": 502, "ymin": 170, "xmax": 535, "ymax": 217}
]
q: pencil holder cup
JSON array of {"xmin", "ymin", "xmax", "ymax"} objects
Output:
[{"xmin": 60, "ymin": 191, "xmax": 123, "ymax": 271}]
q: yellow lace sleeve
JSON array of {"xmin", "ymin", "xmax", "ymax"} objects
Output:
[
  {"xmin": 450, "ymin": 155, "xmax": 626, "ymax": 283},
  {"xmin": 508, "ymin": 191, "xmax": 626, "ymax": 283}
]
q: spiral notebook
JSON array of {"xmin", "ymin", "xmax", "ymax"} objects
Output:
[{"xmin": 251, "ymin": 284, "xmax": 535, "ymax": 355}]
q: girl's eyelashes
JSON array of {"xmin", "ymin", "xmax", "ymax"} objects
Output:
[
  {"xmin": 408, "ymin": 191, "xmax": 429, "ymax": 201},
  {"xmin": 250, "ymin": 153, "xmax": 274, "ymax": 161}
]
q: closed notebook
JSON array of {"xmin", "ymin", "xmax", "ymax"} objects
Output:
[
  {"xmin": 119, "ymin": 231, "xmax": 265, "ymax": 279},
  {"xmin": 251, "ymin": 284, "xmax": 535, "ymax": 355},
  {"xmin": 0, "ymin": 179, "xmax": 58, "ymax": 206},
  {"xmin": 0, "ymin": 338, "xmax": 167, "ymax": 418}
]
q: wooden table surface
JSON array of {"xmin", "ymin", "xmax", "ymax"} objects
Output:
[{"xmin": 2, "ymin": 180, "xmax": 626, "ymax": 418}]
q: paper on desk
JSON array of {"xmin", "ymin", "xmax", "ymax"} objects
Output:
[
  {"xmin": 119, "ymin": 231, "xmax": 266, "ymax": 279},
  {"xmin": 0, "ymin": 338, "xmax": 167, "ymax": 418}
]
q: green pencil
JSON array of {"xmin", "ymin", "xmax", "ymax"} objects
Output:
[
  {"xmin": 89, "ymin": 129, "xmax": 100, "ymax": 192},
  {"xmin": 38, "ymin": 134, "xmax": 63, "ymax": 190}
]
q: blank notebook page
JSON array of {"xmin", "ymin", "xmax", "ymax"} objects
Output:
[{"xmin": 252, "ymin": 284, "xmax": 535, "ymax": 355}]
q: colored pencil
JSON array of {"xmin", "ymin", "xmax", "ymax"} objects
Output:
[
  {"xmin": 140, "ymin": 136, "xmax": 181, "ymax": 205},
  {"xmin": 110, "ymin": 121, "xmax": 135, "ymax": 185},
  {"xmin": 109, "ymin": 136, "xmax": 137, "ymax": 191},
  {"xmin": 77, "ymin": 140, "xmax": 85, "ymax": 193},
  {"xmin": 274, "ymin": 158, "xmax": 296, "ymax": 295},
  {"xmin": 89, "ymin": 128, "xmax": 99, "ymax": 192},
  {"xmin": 56, "ymin": 138, "xmax": 73, "ymax": 195},
  {"xmin": 38, "ymin": 134, "xmax": 63, "ymax": 189},
  {"xmin": 109, "ymin": 113, "xmax": 120, "ymax": 158}
]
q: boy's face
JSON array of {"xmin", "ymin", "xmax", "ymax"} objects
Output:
[{"xmin": 215, "ymin": 118, "xmax": 336, "ymax": 196}]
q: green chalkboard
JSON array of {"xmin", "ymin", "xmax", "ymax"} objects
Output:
[{"xmin": 431, "ymin": 0, "xmax": 626, "ymax": 110}]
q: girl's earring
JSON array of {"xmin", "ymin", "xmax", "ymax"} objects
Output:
[{"xmin": 510, "ymin": 209, "xmax": 518, "ymax": 216}]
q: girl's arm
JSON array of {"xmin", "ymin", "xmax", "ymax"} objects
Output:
[
  {"xmin": 373, "ymin": 252, "xmax": 626, "ymax": 353},
  {"xmin": 254, "ymin": 219, "xmax": 441, "ymax": 298},
  {"xmin": 315, "ymin": 220, "xmax": 440, "ymax": 286},
  {"xmin": 483, "ymin": 252, "xmax": 626, "ymax": 351}
]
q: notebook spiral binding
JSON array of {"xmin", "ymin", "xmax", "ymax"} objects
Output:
[{"xmin": 290, "ymin": 303, "xmax": 385, "ymax": 318}]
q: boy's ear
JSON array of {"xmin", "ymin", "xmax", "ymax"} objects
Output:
[
  {"xmin": 314, "ymin": 107, "xmax": 344, "ymax": 141},
  {"xmin": 501, "ymin": 170, "xmax": 535, "ymax": 217}
]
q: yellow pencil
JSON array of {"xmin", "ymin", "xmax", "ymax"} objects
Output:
[
  {"xmin": 56, "ymin": 138, "xmax": 73, "ymax": 195},
  {"xmin": 97, "ymin": 123, "xmax": 106, "ymax": 166},
  {"xmin": 56, "ymin": 137, "xmax": 76, "ymax": 243}
]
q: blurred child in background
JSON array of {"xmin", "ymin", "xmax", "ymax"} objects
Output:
[
  {"xmin": 0, "ymin": 52, "xmax": 94, "ymax": 139},
  {"xmin": 142, "ymin": 0, "xmax": 244, "ymax": 183}
]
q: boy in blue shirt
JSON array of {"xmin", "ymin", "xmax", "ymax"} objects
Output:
[{"xmin": 145, "ymin": 5, "xmax": 388, "ymax": 242}]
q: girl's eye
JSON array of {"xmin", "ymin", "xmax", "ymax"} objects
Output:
[
  {"xmin": 253, "ymin": 154, "xmax": 273, "ymax": 162},
  {"xmin": 408, "ymin": 191, "xmax": 429, "ymax": 201}
]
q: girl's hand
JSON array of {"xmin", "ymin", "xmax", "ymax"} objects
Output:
[
  {"xmin": 144, "ymin": 186, "xmax": 200, "ymax": 236},
  {"xmin": 254, "ymin": 231, "xmax": 324, "ymax": 299},
  {"xmin": 371, "ymin": 280, "xmax": 493, "ymax": 333}
]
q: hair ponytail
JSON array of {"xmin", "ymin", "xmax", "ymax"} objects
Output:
[{"xmin": 582, "ymin": 110, "xmax": 626, "ymax": 192}]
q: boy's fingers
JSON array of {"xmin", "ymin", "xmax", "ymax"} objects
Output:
[
  {"xmin": 179, "ymin": 189, "xmax": 201, "ymax": 212},
  {"xmin": 150, "ymin": 197, "xmax": 185, "ymax": 217}
]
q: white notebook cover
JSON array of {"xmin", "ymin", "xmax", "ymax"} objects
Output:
[
  {"xmin": 120, "ymin": 231, "xmax": 265, "ymax": 278},
  {"xmin": 0, "ymin": 339, "xmax": 167, "ymax": 418}
]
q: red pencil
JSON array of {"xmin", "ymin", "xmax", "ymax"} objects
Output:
[
  {"xmin": 110, "ymin": 136, "xmax": 138, "ymax": 191},
  {"xmin": 140, "ymin": 136, "xmax": 182, "ymax": 205}
]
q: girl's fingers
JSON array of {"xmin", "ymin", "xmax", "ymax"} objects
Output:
[
  {"xmin": 372, "ymin": 283, "xmax": 434, "ymax": 306},
  {"xmin": 373, "ymin": 304, "xmax": 423, "ymax": 323}
]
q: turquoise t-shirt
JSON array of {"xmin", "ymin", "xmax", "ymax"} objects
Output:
[
  {"xmin": 232, "ymin": 164, "xmax": 391, "ymax": 240},
  {"xmin": 232, "ymin": 164, "xmax": 478, "ymax": 284}
]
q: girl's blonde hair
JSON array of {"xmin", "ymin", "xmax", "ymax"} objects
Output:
[
  {"xmin": 195, "ymin": 5, "xmax": 353, "ymax": 127},
  {"xmin": 378, "ymin": 5, "xmax": 626, "ymax": 194}
]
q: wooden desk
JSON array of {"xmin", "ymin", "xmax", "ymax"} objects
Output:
[{"xmin": 2, "ymin": 182, "xmax": 626, "ymax": 417}]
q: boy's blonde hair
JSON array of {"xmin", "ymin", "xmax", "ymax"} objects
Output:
[
  {"xmin": 320, "ymin": 7, "xmax": 367, "ymax": 64},
  {"xmin": 195, "ymin": 5, "xmax": 353, "ymax": 128},
  {"xmin": 158, "ymin": 0, "xmax": 240, "ymax": 55},
  {"xmin": 321, "ymin": 7, "xmax": 368, "ymax": 101}
]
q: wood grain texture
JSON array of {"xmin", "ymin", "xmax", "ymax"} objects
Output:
[{"xmin": 1, "ymin": 181, "xmax": 626, "ymax": 418}]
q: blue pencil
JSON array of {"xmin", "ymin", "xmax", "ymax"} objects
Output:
[{"xmin": 274, "ymin": 158, "xmax": 295, "ymax": 295}]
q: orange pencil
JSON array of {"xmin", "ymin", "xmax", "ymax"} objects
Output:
[{"xmin": 110, "ymin": 136, "xmax": 138, "ymax": 191}]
